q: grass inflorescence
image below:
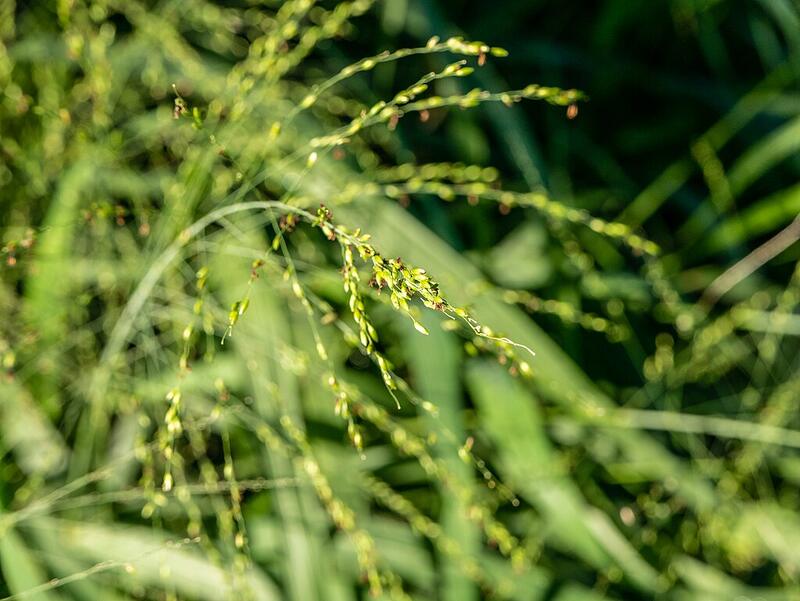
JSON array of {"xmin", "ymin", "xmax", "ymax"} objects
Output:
[{"xmin": 3, "ymin": 1, "xmax": 800, "ymax": 600}]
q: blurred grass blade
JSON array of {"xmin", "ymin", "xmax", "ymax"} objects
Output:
[
  {"xmin": 403, "ymin": 311, "xmax": 478, "ymax": 601},
  {"xmin": 465, "ymin": 360, "xmax": 662, "ymax": 592},
  {"xmin": 31, "ymin": 517, "xmax": 281, "ymax": 601},
  {"xmin": 0, "ymin": 381, "xmax": 67, "ymax": 477},
  {"xmin": 0, "ymin": 522, "xmax": 62, "ymax": 601}
]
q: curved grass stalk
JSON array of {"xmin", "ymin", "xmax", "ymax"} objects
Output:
[
  {"xmin": 0, "ymin": 536, "xmax": 202, "ymax": 601},
  {"xmin": 365, "ymin": 181, "xmax": 658, "ymax": 256},
  {"xmin": 100, "ymin": 201, "xmax": 306, "ymax": 368},
  {"xmin": 284, "ymin": 36, "xmax": 512, "ymax": 127}
]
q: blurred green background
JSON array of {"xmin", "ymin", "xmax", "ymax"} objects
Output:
[{"xmin": 2, "ymin": 1, "xmax": 800, "ymax": 600}]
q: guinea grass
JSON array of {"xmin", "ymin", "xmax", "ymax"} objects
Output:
[{"xmin": 2, "ymin": 1, "xmax": 800, "ymax": 600}]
